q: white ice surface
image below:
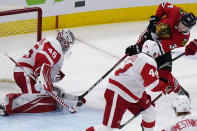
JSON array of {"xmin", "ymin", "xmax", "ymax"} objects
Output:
[{"xmin": 0, "ymin": 21, "xmax": 196, "ymax": 131}]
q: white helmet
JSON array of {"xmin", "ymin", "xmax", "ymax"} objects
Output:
[
  {"xmin": 172, "ymin": 95, "xmax": 191, "ymax": 113},
  {"xmin": 56, "ymin": 29, "xmax": 75, "ymax": 53},
  {"xmin": 142, "ymin": 40, "xmax": 161, "ymax": 59}
]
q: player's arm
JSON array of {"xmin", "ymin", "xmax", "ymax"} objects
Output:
[
  {"xmin": 158, "ymin": 35, "xmax": 189, "ymax": 53},
  {"xmin": 140, "ymin": 63, "xmax": 161, "ymax": 90},
  {"xmin": 156, "ymin": 2, "xmax": 179, "ymax": 18},
  {"xmin": 140, "ymin": 62, "xmax": 173, "ymax": 94},
  {"xmin": 145, "ymin": 2, "xmax": 175, "ymax": 34},
  {"xmin": 33, "ymin": 52, "xmax": 51, "ymax": 77}
]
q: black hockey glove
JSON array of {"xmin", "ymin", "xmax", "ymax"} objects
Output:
[
  {"xmin": 147, "ymin": 15, "xmax": 160, "ymax": 33},
  {"xmin": 125, "ymin": 44, "xmax": 142, "ymax": 56}
]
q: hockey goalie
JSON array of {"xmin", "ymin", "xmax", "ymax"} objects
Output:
[{"xmin": 0, "ymin": 29, "xmax": 85, "ymax": 116}]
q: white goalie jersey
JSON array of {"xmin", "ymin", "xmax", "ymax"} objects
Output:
[{"xmin": 13, "ymin": 37, "xmax": 65, "ymax": 82}]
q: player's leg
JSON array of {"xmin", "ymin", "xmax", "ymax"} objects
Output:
[
  {"xmin": 86, "ymin": 88, "xmax": 130, "ymax": 130},
  {"xmin": 156, "ymin": 53, "xmax": 190, "ymax": 97},
  {"xmin": 141, "ymin": 105, "xmax": 156, "ymax": 131},
  {"xmin": 156, "ymin": 52, "xmax": 180, "ymax": 92},
  {"xmin": 103, "ymin": 89, "xmax": 130, "ymax": 128},
  {"xmin": 128, "ymin": 92, "xmax": 156, "ymax": 131},
  {"xmin": 86, "ymin": 125, "xmax": 113, "ymax": 131}
]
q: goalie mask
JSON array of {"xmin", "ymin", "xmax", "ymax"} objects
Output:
[
  {"xmin": 57, "ymin": 29, "xmax": 75, "ymax": 54},
  {"xmin": 172, "ymin": 95, "xmax": 191, "ymax": 114},
  {"xmin": 142, "ymin": 40, "xmax": 161, "ymax": 59}
]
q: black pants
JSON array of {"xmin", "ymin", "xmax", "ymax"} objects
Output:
[{"xmin": 155, "ymin": 52, "xmax": 172, "ymax": 71}]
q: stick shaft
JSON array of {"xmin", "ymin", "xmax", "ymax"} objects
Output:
[
  {"xmin": 78, "ymin": 54, "xmax": 128, "ymax": 100},
  {"xmin": 119, "ymin": 93, "xmax": 162, "ymax": 129}
]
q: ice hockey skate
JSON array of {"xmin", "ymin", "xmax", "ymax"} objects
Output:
[{"xmin": 0, "ymin": 104, "xmax": 8, "ymax": 116}]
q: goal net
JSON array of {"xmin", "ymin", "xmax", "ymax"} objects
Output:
[{"xmin": 0, "ymin": 6, "xmax": 42, "ymax": 95}]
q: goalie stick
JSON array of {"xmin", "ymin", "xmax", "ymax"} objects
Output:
[
  {"xmin": 39, "ymin": 63, "xmax": 78, "ymax": 113},
  {"xmin": 2, "ymin": 52, "xmax": 35, "ymax": 80},
  {"xmin": 3, "ymin": 53, "xmax": 78, "ymax": 113}
]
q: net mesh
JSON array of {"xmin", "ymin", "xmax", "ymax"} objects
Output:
[{"xmin": 0, "ymin": 7, "xmax": 41, "ymax": 91}]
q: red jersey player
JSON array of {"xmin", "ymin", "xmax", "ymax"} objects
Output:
[
  {"xmin": 0, "ymin": 29, "xmax": 78, "ymax": 116},
  {"xmin": 86, "ymin": 40, "xmax": 177, "ymax": 131},
  {"xmin": 125, "ymin": 2, "xmax": 196, "ymax": 98}
]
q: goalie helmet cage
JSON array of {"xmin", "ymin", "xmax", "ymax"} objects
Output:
[{"xmin": 0, "ymin": 7, "xmax": 42, "ymax": 93}]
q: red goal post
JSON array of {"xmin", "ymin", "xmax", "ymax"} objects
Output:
[{"xmin": 0, "ymin": 7, "xmax": 43, "ymax": 95}]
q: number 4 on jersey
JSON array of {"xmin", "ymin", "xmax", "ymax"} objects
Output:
[{"xmin": 149, "ymin": 69, "xmax": 158, "ymax": 78}]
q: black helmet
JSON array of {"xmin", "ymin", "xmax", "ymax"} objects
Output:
[{"xmin": 180, "ymin": 13, "xmax": 196, "ymax": 28}]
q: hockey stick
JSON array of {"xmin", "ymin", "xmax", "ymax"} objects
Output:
[
  {"xmin": 39, "ymin": 63, "xmax": 78, "ymax": 113},
  {"xmin": 78, "ymin": 54, "xmax": 128, "ymax": 100},
  {"xmin": 61, "ymin": 51, "xmax": 185, "ymax": 101},
  {"xmin": 75, "ymin": 27, "xmax": 155, "ymax": 100},
  {"xmin": 2, "ymin": 52, "xmax": 35, "ymax": 80},
  {"xmin": 61, "ymin": 92, "xmax": 79, "ymax": 101},
  {"xmin": 119, "ymin": 93, "xmax": 163, "ymax": 129},
  {"xmin": 62, "ymin": 52, "xmax": 185, "ymax": 101},
  {"xmin": 3, "ymin": 53, "xmax": 77, "ymax": 113},
  {"xmin": 61, "ymin": 54, "xmax": 128, "ymax": 101}
]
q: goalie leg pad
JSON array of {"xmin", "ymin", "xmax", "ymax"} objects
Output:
[
  {"xmin": 5, "ymin": 93, "xmax": 57, "ymax": 114},
  {"xmin": 14, "ymin": 72, "xmax": 38, "ymax": 93}
]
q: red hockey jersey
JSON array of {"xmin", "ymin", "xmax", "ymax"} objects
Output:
[{"xmin": 155, "ymin": 2, "xmax": 190, "ymax": 53}]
